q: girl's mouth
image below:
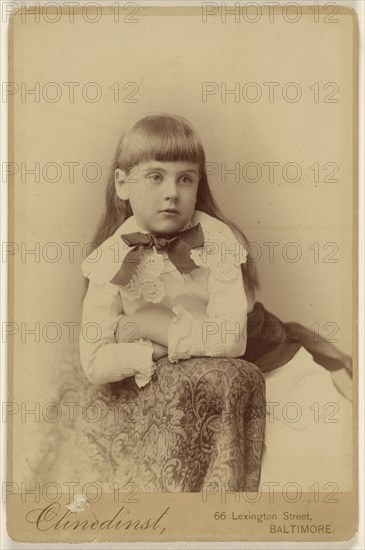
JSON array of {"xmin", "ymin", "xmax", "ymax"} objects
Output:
[{"xmin": 160, "ymin": 209, "xmax": 179, "ymax": 214}]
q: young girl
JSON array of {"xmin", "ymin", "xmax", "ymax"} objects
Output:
[
  {"xmin": 30, "ymin": 114, "xmax": 351, "ymax": 493},
  {"xmin": 79, "ymin": 113, "xmax": 266, "ymax": 492}
]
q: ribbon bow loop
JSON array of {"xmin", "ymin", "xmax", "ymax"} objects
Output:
[{"xmin": 110, "ymin": 223, "xmax": 204, "ymax": 287}]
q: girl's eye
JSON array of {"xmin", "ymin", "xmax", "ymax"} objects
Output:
[
  {"xmin": 179, "ymin": 175, "xmax": 193, "ymax": 185},
  {"xmin": 147, "ymin": 173, "xmax": 162, "ymax": 183}
]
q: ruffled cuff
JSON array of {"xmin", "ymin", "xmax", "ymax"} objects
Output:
[
  {"xmin": 133, "ymin": 339, "xmax": 156, "ymax": 388},
  {"xmin": 189, "ymin": 319, "xmax": 226, "ymax": 357},
  {"xmin": 167, "ymin": 308, "xmax": 229, "ymax": 362},
  {"xmin": 167, "ymin": 306, "xmax": 195, "ymax": 363}
]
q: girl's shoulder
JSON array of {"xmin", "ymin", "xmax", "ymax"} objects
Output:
[
  {"xmin": 81, "ymin": 225, "xmax": 130, "ymax": 286},
  {"xmin": 192, "ymin": 210, "xmax": 248, "ymax": 267},
  {"xmin": 193, "ymin": 210, "xmax": 241, "ymax": 244}
]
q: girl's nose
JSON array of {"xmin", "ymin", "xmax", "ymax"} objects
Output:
[{"xmin": 162, "ymin": 177, "xmax": 178, "ymax": 200}]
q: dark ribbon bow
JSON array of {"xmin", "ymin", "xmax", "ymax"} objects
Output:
[{"xmin": 110, "ymin": 223, "xmax": 204, "ymax": 286}]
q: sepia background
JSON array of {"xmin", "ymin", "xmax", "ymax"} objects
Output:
[{"xmin": 9, "ymin": 7, "xmax": 355, "ymax": 484}]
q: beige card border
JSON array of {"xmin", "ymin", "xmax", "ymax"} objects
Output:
[{"xmin": 7, "ymin": 4, "xmax": 359, "ymax": 543}]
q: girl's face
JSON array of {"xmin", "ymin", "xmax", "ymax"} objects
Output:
[{"xmin": 115, "ymin": 160, "xmax": 199, "ymax": 234}]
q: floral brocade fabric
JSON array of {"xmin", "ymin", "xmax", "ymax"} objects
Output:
[{"xmin": 29, "ymin": 346, "xmax": 266, "ymax": 493}]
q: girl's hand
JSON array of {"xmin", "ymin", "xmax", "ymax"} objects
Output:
[
  {"xmin": 115, "ymin": 317, "xmax": 167, "ymax": 359},
  {"xmin": 151, "ymin": 342, "xmax": 168, "ymax": 361},
  {"xmin": 116, "ymin": 317, "xmax": 141, "ymax": 343},
  {"xmin": 117, "ymin": 308, "xmax": 174, "ymax": 346}
]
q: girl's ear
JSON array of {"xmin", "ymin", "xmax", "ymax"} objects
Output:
[{"xmin": 114, "ymin": 168, "xmax": 129, "ymax": 201}]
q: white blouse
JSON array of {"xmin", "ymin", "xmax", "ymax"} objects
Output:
[{"xmin": 80, "ymin": 210, "xmax": 248, "ymax": 387}]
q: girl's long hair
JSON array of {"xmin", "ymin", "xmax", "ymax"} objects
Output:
[{"xmin": 92, "ymin": 114, "xmax": 259, "ymax": 297}]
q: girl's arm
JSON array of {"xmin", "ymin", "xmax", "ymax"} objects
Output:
[
  {"xmin": 116, "ymin": 271, "xmax": 247, "ymax": 362},
  {"xmin": 166, "ymin": 260, "xmax": 248, "ymax": 361},
  {"xmin": 124, "ymin": 260, "xmax": 247, "ymax": 362},
  {"xmin": 116, "ymin": 224, "xmax": 247, "ymax": 362},
  {"xmin": 117, "ymin": 306, "xmax": 174, "ymax": 347},
  {"xmin": 79, "ymin": 280, "xmax": 155, "ymax": 386}
]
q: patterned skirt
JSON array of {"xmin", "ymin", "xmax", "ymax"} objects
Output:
[{"xmin": 28, "ymin": 351, "xmax": 266, "ymax": 493}]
